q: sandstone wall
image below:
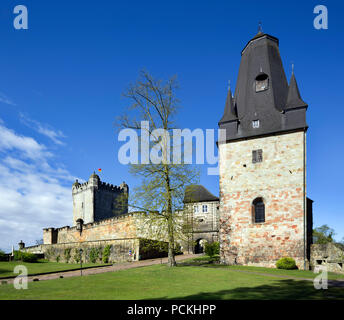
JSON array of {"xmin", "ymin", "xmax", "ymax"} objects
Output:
[
  {"xmin": 219, "ymin": 130, "xmax": 310, "ymax": 269},
  {"xmin": 43, "ymin": 214, "xmax": 138, "ymax": 245},
  {"xmin": 310, "ymin": 243, "xmax": 344, "ymax": 274},
  {"xmin": 24, "ymin": 238, "xmax": 140, "ymax": 263}
]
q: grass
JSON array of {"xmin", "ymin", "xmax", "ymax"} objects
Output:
[
  {"xmin": 181, "ymin": 255, "xmax": 344, "ymax": 280},
  {"xmin": 0, "ymin": 262, "xmax": 343, "ymax": 300},
  {"xmin": 0, "ymin": 260, "xmax": 107, "ymax": 278}
]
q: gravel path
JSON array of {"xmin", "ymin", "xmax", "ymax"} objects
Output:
[{"xmin": 1, "ymin": 254, "xmax": 201, "ymax": 285}]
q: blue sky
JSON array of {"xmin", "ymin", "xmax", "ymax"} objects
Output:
[{"xmin": 0, "ymin": 0, "xmax": 343, "ymax": 251}]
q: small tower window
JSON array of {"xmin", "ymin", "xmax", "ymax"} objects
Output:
[
  {"xmin": 252, "ymin": 120, "xmax": 260, "ymax": 128},
  {"xmin": 255, "ymin": 73, "xmax": 269, "ymax": 92},
  {"xmin": 252, "ymin": 149, "xmax": 263, "ymax": 163},
  {"xmin": 253, "ymin": 198, "xmax": 265, "ymax": 223}
]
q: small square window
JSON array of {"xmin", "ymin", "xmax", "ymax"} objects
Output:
[
  {"xmin": 202, "ymin": 205, "xmax": 208, "ymax": 213},
  {"xmin": 252, "ymin": 149, "xmax": 263, "ymax": 163},
  {"xmin": 252, "ymin": 120, "xmax": 260, "ymax": 128}
]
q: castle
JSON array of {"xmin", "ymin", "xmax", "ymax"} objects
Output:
[
  {"xmin": 23, "ymin": 171, "xmax": 219, "ymax": 263},
  {"xmin": 22, "ymin": 30, "xmax": 344, "ymax": 272}
]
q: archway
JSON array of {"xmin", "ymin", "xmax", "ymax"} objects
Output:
[{"xmin": 194, "ymin": 238, "xmax": 206, "ymax": 254}]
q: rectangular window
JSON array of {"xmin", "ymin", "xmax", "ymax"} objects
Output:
[
  {"xmin": 193, "ymin": 206, "xmax": 199, "ymax": 213},
  {"xmin": 202, "ymin": 205, "xmax": 208, "ymax": 213},
  {"xmin": 252, "ymin": 149, "xmax": 263, "ymax": 163}
]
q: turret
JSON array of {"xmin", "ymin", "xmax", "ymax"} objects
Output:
[
  {"xmin": 120, "ymin": 181, "xmax": 129, "ymax": 194},
  {"xmin": 88, "ymin": 172, "xmax": 100, "ymax": 188}
]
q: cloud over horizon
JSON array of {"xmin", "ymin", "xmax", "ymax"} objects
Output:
[{"xmin": 0, "ymin": 119, "xmax": 75, "ymax": 252}]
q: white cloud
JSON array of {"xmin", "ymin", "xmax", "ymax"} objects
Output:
[
  {"xmin": 0, "ymin": 124, "xmax": 51, "ymax": 160},
  {"xmin": 0, "ymin": 92, "xmax": 16, "ymax": 106},
  {"xmin": 0, "ymin": 121, "xmax": 76, "ymax": 252},
  {"xmin": 19, "ymin": 113, "xmax": 66, "ymax": 145}
]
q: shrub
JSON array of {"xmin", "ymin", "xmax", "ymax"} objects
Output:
[
  {"xmin": 73, "ymin": 249, "xmax": 80, "ymax": 263},
  {"xmin": 89, "ymin": 247, "xmax": 100, "ymax": 263},
  {"xmin": 56, "ymin": 255, "xmax": 60, "ymax": 263},
  {"xmin": 13, "ymin": 251, "xmax": 38, "ymax": 263},
  {"xmin": 276, "ymin": 257, "xmax": 297, "ymax": 270},
  {"xmin": 64, "ymin": 248, "xmax": 71, "ymax": 263},
  {"xmin": 0, "ymin": 250, "xmax": 7, "ymax": 261},
  {"xmin": 22, "ymin": 252, "xmax": 38, "ymax": 263},
  {"xmin": 204, "ymin": 241, "xmax": 220, "ymax": 260},
  {"xmin": 102, "ymin": 245, "xmax": 111, "ymax": 263}
]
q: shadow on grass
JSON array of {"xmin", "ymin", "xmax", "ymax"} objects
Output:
[
  {"xmin": 0, "ymin": 260, "xmax": 48, "ymax": 274},
  {"xmin": 150, "ymin": 279, "xmax": 344, "ymax": 300},
  {"xmin": 0, "ymin": 269, "xmax": 11, "ymax": 275}
]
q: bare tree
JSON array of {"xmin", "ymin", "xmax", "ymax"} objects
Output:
[{"xmin": 117, "ymin": 70, "xmax": 199, "ymax": 266}]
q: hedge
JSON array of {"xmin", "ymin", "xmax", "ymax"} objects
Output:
[{"xmin": 13, "ymin": 251, "xmax": 38, "ymax": 263}]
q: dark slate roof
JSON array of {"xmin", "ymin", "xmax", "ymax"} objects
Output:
[
  {"xmin": 184, "ymin": 185, "xmax": 219, "ymax": 203},
  {"xmin": 219, "ymin": 85, "xmax": 238, "ymax": 124},
  {"xmin": 285, "ymin": 72, "xmax": 308, "ymax": 110},
  {"xmin": 219, "ymin": 31, "xmax": 308, "ymax": 142}
]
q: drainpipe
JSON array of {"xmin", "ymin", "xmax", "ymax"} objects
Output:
[{"xmin": 303, "ymin": 131, "xmax": 307, "ymax": 270}]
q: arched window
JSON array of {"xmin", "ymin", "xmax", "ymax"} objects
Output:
[{"xmin": 253, "ymin": 198, "xmax": 265, "ymax": 223}]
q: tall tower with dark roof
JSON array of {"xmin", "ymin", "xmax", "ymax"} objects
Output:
[{"xmin": 218, "ymin": 31, "xmax": 312, "ymax": 269}]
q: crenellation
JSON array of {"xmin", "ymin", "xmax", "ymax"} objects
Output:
[{"xmin": 72, "ymin": 173, "xmax": 129, "ymax": 225}]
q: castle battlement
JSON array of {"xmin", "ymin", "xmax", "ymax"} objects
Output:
[
  {"xmin": 72, "ymin": 176, "xmax": 128, "ymax": 194},
  {"xmin": 99, "ymin": 182, "xmax": 123, "ymax": 192},
  {"xmin": 72, "ymin": 172, "xmax": 129, "ymax": 226}
]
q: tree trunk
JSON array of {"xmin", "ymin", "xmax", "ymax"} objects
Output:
[
  {"xmin": 167, "ymin": 212, "xmax": 176, "ymax": 267},
  {"xmin": 164, "ymin": 165, "xmax": 176, "ymax": 267}
]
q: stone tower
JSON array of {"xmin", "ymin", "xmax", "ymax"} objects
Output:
[
  {"xmin": 72, "ymin": 172, "xmax": 129, "ymax": 226},
  {"xmin": 218, "ymin": 31, "xmax": 313, "ymax": 269}
]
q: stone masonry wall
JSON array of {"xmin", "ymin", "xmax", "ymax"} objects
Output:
[
  {"xmin": 310, "ymin": 243, "xmax": 344, "ymax": 274},
  {"xmin": 219, "ymin": 131, "xmax": 309, "ymax": 269},
  {"xmin": 25, "ymin": 239, "xmax": 140, "ymax": 263},
  {"xmin": 43, "ymin": 214, "xmax": 138, "ymax": 245}
]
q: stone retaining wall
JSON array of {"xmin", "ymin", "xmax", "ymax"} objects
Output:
[
  {"xmin": 24, "ymin": 238, "xmax": 140, "ymax": 263},
  {"xmin": 310, "ymin": 243, "xmax": 344, "ymax": 274}
]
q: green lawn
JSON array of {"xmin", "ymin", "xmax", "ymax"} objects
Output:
[
  {"xmin": 180, "ymin": 256, "xmax": 344, "ymax": 281},
  {"xmin": 0, "ymin": 260, "xmax": 107, "ymax": 278},
  {"xmin": 0, "ymin": 263, "xmax": 343, "ymax": 300}
]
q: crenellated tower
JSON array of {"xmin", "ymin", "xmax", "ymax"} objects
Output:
[{"xmin": 72, "ymin": 172, "xmax": 129, "ymax": 226}]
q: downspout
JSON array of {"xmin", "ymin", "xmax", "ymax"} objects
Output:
[{"xmin": 303, "ymin": 131, "xmax": 307, "ymax": 270}]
